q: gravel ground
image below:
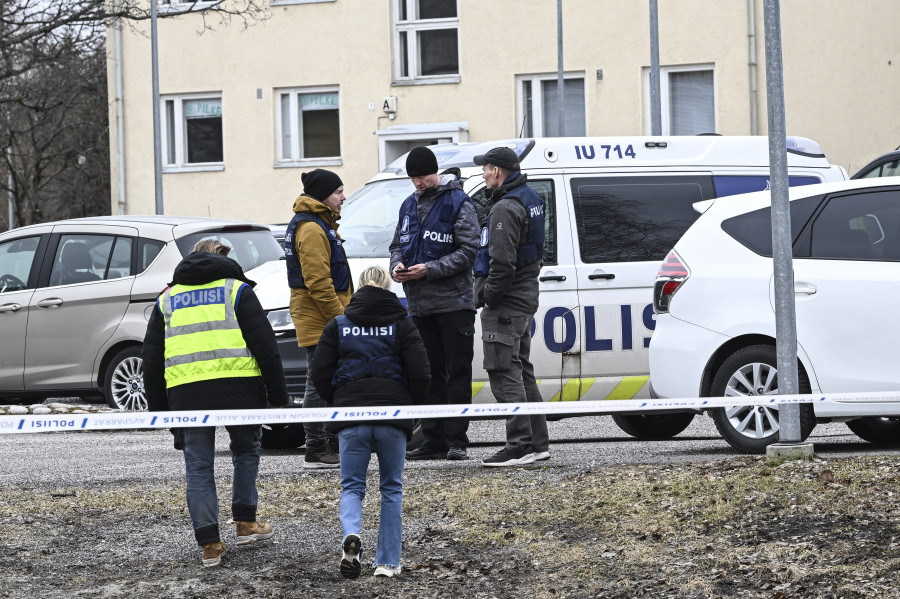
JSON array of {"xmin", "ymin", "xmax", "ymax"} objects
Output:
[{"xmin": 4, "ymin": 402, "xmax": 900, "ymax": 598}]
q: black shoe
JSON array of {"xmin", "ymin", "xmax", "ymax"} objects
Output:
[
  {"xmin": 446, "ymin": 447, "xmax": 468, "ymax": 460},
  {"xmin": 481, "ymin": 446, "xmax": 535, "ymax": 467},
  {"xmin": 406, "ymin": 445, "xmax": 447, "ymax": 460},
  {"xmin": 340, "ymin": 534, "xmax": 362, "ymax": 579},
  {"xmin": 304, "ymin": 441, "xmax": 340, "ymax": 469}
]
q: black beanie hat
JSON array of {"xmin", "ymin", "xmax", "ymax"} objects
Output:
[
  {"xmin": 301, "ymin": 169, "xmax": 343, "ymax": 202},
  {"xmin": 406, "ymin": 146, "xmax": 438, "ymax": 177}
]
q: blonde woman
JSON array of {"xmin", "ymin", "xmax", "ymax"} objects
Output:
[{"xmin": 309, "ymin": 266, "xmax": 431, "ymax": 579}]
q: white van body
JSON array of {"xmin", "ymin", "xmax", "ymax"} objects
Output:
[{"xmin": 338, "ymin": 136, "xmax": 848, "ymax": 434}]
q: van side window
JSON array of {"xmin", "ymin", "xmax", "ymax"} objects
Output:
[
  {"xmin": 571, "ymin": 175, "xmax": 714, "ymax": 263},
  {"xmin": 470, "ymin": 179, "xmax": 557, "ymax": 266}
]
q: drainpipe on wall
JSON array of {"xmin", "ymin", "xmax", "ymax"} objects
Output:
[
  {"xmin": 114, "ymin": 1, "xmax": 127, "ymax": 214},
  {"xmin": 747, "ymin": 0, "xmax": 759, "ymax": 135}
]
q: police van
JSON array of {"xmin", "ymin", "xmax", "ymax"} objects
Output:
[{"xmin": 336, "ymin": 136, "xmax": 848, "ymax": 440}]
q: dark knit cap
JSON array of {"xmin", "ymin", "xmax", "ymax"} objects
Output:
[
  {"xmin": 301, "ymin": 169, "xmax": 343, "ymax": 202},
  {"xmin": 405, "ymin": 146, "xmax": 439, "ymax": 177}
]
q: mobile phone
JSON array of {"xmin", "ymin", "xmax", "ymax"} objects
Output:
[{"xmin": 396, "ymin": 266, "xmax": 409, "ymax": 273}]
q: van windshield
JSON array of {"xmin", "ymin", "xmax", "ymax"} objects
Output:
[{"xmin": 340, "ymin": 179, "xmax": 415, "ymax": 258}]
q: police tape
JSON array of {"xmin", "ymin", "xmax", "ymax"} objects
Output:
[{"xmin": 4, "ymin": 390, "xmax": 900, "ymax": 434}]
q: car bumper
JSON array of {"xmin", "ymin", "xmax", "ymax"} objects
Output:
[{"xmin": 648, "ymin": 314, "xmax": 730, "ymax": 399}]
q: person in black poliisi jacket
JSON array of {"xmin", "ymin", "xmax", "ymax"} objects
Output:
[
  {"xmin": 309, "ymin": 265, "xmax": 430, "ymax": 579},
  {"xmin": 143, "ymin": 240, "xmax": 289, "ymax": 568}
]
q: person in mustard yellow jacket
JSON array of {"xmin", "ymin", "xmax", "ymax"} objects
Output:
[
  {"xmin": 143, "ymin": 240, "xmax": 289, "ymax": 568},
  {"xmin": 284, "ymin": 169, "xmax": 353, "ymax": 468}
]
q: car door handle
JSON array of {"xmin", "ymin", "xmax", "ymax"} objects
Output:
[
  {"xmin": 794, "ymin": 285, "xmax": 817, "ymax": 295},
  {"xmin": 36, "ymin": 297, "xmax": 63, "ymax": 308},
  {"xmin": 539, "ymin": 275, "xmax": 566, "ymax": 282},
  {"xmin": 588, "ymin": 273, "xmax": 615, "ymax": 280},
  {"xmin": 0, "ymin": 302, "xmax": 21, "ymax": 313}
]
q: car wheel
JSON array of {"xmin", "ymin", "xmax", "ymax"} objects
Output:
[
  {"xmin": 104, "ymin": 347, "xmax": 147, "ymax": 411},
  {"xmin": 709, "ymin": 344, "xmax": 815, "ymax": 454},
  {"xmin": 846, "ymin": 417, "xmax": 900, "ymax": 445},
  {"xmin": 261, "ymin": 423, "xmax": 306, "ymax": 449},
  {"xmin": 611, "ymin": 413, "xmax": 695, "ymax": 440}
]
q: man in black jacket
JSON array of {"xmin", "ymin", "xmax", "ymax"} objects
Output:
[
  {"xmin": 143, "ymin": 240, "xmax": 289, "ymax": 568},
  {"xmin": 309, "ymin": 265, "xmax": 430, "ymax": 579},
  {"xmin": 473, "ymin": 147, "xmax": 551, "ymax": 468}
]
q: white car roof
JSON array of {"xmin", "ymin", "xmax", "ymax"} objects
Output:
[{"xmin": 371, "ymin": 135, "xmax": 836, "ymax": 181}]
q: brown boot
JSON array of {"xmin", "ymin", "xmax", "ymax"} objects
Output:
[
  {"xmin": 235, "ymin": 521, "xmax": 275, "ymax": 545},
  {"xmin": 201, "ymin": 542, "xmax": 227, "ymax": 567}
]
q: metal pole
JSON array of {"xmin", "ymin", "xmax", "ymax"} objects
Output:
[
  {"xmin": 556, "ymin": 0, "xmax": 564, "ymax": 136},
  {"xmin": 762, "ymin": 0, "xmax": 801, "ymax": 442},
  {"xmin": 151, "ymin": 0, "xmax": 164, "ymax": 215},
  {"xmin": 114, "ymin": 1, "xmax": 127, "ymax": 215},
  {"xmin": 7, "ymin": 143, "xmax": 13, "ymax": 230},
  {"xmin": 649, "ymin": 0, "xmax": 662, "ymax": 135}
]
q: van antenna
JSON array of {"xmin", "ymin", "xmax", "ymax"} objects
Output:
[
  {"xmin": 208, "ymin": 206, "xmax": 211, "ymax": 217},
  {"xmin": 519, "ymin": 112, "xmax": 527, "ymax": 138}
]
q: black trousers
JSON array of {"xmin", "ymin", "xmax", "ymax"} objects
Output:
[{"xmin": 412, "ymin": 309, "xmax": 476, "ymax": 451}]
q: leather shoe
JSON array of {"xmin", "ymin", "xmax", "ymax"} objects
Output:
[{"xmin": 406, "ymin": 445, "xmax": 447, "ymax": 460}]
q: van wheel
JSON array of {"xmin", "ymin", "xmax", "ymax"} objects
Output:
[
  {"xmin": 611, "ymin": 413, "xmax": 695, "ymax": 440},
  {"xmin": 709, "ymin": 345, "xmax": 815, "ymax": 454},
  {"xmin": 846, "ymin": 417, "xmax": 900, "ymax": 445},
  {"xmin": 104, "ymin": 347, "xmax": 147, "ymax": 411}
]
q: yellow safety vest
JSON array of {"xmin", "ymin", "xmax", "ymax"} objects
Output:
[{"xmin": 158, "ymin": 278, "xmax": 261, "ymax": 388}]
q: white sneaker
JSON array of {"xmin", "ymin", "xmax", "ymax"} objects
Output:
[
  {"xmin": 534, "ymin": 450, "xmax": 551, "ymax": 461},
  {"xmin": 374, "ymin": 565, "xmax": 401, "ymax": 578}
]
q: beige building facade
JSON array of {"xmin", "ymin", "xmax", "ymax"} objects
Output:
[{"xmin": 107, "ymin": 0, "xmax": 900, "ymax": 222}]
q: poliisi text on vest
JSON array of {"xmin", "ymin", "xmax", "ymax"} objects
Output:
[
  {"xmin": 422, "ymin": 230, "xmax": 453, "ymax": 243},
  {"xmin": 341, "ymin": 325, "xmax": 395, "ymax": 337},
  {"xmin": 172, "ymin": 287, "xmax": 225, "ymax": 309}
]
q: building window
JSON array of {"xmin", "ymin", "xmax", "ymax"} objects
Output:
[
  {"xmin": 276, "ymin": 88, "xmax": 341, "ymax": 165},
  {"xmin": 162, "ymin": 94, "xmax": 223, "ymax": 169},
  {"xmin": 394, "ymin": 0, "xmax": 459, "ymax": 84},
  {"xmin": 644, "ymin": 65, "xmax": 716, "ymax": 135},
  {"xmin": 517, "ymin": 74, "xmax": 586, "ymax": 137}
]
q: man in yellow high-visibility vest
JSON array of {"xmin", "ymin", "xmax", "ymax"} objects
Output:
[{"xmin": 143, "ymin": 240, "xmax": 289, "ymax": 568}]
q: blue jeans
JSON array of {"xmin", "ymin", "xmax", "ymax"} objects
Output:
[
  {"xmin": 182, "ymin": 425, "xmax": 262, "ymax": 546},
  {"xmin": 338, "ymin": 424, "xmax": 406, "ymax": 568}
]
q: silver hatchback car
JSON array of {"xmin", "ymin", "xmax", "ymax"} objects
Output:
[{"xmin": 0, "ymin": 215, "xmax": 296, "ymax": 410}]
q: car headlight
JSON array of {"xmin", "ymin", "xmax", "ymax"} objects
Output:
[{"xmin": 266, "ymin": 308, "xmax": 294, "ymax": 333}]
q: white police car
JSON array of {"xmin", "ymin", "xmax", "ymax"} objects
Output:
[
  {"xmin": 338, "ymin": 136, "xmax": 848, "ymax": 439},
  {"xmin": 650, "ymin": 177, "xmax": 900, "ymax": 453}
]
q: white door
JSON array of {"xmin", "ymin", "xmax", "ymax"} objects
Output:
[
  {"xmin": 566, "ymin": 173, "xmax": 715, "ymax": 401},
  {"xmin": 468, "ymin": 175, "xmax": 577, "ymax": 402},
  {"xmin": 790, "ymin": 188, "xmax": 900, "ymax": 392}
]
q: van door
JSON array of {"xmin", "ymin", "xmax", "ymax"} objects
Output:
[
  {"xmin": 567, "ymin": 173, "xmax": 715, "ymax": 400},
  {"xmin": 468, "ymin": 175, "xmax": 578, "ymax": 402}
]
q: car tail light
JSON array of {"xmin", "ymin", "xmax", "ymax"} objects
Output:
[{"xmin": 653, "ymin": 250, "xmax": 690, "ymax": 314}]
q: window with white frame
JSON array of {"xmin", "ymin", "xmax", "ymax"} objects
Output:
[
  {"xmin": 394, "ymin": 0, "xmax": 459, "ymax": 84},
  {"xmin": 162, "ymin": 94, "xmax": 223, "ymax": 168},
  {"xmin": 517, "ymin": 73, "xmax": 586, "ymax": 137},
  {"xmin": 644, "ymin": 65, "xmax": 716, "ymax": 135},
  {"xmin": 276, "ymin": 88, "xmax": 341, "ymax": 164}
]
